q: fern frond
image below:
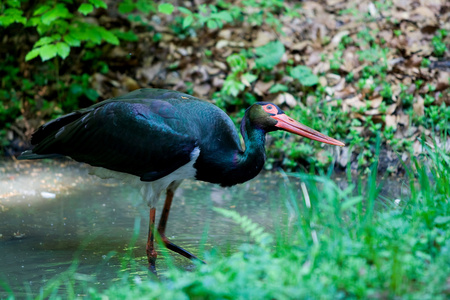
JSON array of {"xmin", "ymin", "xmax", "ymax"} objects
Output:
[{"xmin": 213, "ymin": 208, "xmax": 273, "ymax": 247}]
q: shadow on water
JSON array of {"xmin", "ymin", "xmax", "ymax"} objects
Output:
[{"xmin": 0, "ymin": 159, "xmax": 407, "ymax": 297}]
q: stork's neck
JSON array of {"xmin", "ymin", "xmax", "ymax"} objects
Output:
[
  {"xmin": 194, "ymin": 110, "xmax": 267, "ymax": 187},
  {"xmin": 231, "ymin": 115, "xmax": 267, "ymax": 183}
]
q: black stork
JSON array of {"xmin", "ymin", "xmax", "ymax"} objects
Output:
[{"xmin": 18, "ymin": 88, "xmax": 344, "ymax": 271}]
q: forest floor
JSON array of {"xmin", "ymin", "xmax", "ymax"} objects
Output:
[{"xmin": 1, "ymin": 0, "xmax": 449, "ymax": 174}]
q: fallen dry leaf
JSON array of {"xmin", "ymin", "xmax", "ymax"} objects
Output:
[
  {"xmin": 413, "ymin": 96, "xmax": 425, "ymax": 116},
  {"xmin": 274, "ymin": 93, "xmax": 297, "ymax": 108}
]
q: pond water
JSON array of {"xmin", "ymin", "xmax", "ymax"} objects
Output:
[{"xmin": 0, "ymin": 159, "xmax": 406, "ymax": 297}]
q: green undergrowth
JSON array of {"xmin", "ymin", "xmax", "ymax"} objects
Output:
[{"xmin": 3, "ymin": 141, "xmax": 450, "ymax": 299}]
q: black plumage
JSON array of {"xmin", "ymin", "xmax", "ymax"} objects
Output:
[{"xmin": 19, "ymin": 88, "xmax": 344, "ymax": 271}]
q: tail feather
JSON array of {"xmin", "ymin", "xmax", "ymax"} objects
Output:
[{"xmin": 17, "ymin": 150, "xmax": 62, "ymax": 160}]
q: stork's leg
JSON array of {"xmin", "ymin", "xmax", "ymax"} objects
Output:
[
  {"xmin": 157, "ymin": 187, "xmax": 205, "ymax": 263},
  {"xmin": 146, "ymin": 207, "xmax": 157, "ymax": 273}
]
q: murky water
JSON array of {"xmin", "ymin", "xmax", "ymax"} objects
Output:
[{"xmin": 0, "ymin": 159, "xmax": 406, "ymax": 297}]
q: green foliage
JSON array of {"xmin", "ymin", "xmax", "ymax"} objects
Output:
[
  {"xmin": 268, "ymin": 83, "xmax": 288, "ymax": 94},
  {"xmin": 358, "ymin": 46, "xmax": 388, "ymax": 64},
  {"xmin": 0, "ymin": 4, "xmax": 27, "ymax": 26},
  {"xmin": 289, "ymin": 65, "xmax": 319, "ymax": 87},
  {"xmin": 254, "ymin": 41, "xmax": 285, "ymax": 69},
  {"xmin": 158, "ymin": 3, "xmax": 174, "ymax": 15},
  {"xmin": 222, "ymin": 54, "xmax": 250, "ymax": 98},
  {"xmin": 0, "ymin": 0, "xmax": 124, "ymax": 62},
  {"xmin": 380, "ymin": 83, "xmax": 393, "ymax": 101},
  {"xmin": 176, "ymin": 0, "xmax": 294, "ymax": 36},
  {"xmin": 119, "ymin": 0, "xmax": 155, "ymax": 14},
  {"xmin": 329, "ymin": 50, "xmax": 343, "ymax": 70},
  {"xmin": 0, "ymin": 56, "xmax": 25, "ymax": 127},
  {"xmin": 178, "ymin": 4, "xmax": 234, "ymax": 31},
  {"xmin": 214, "ymin": 208, "xmax": 273, "ymax": 247},
  {"xmin": 241, "ymin": 0, "xmax": 297, "ymax": 31},
  {"xmin": 219, "ymin": 40, "xmax": 286, "ymax": 103},
  {"xmin": 63, "ymin": 74, "xmax": 99, "ymax": 112},
  {"xmin": 431, "ymin": 29, "xmax": 448, "ymax": 57}
]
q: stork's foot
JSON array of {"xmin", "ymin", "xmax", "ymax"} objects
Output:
[
  {"xmin": 147, "ymin": 254, "xmax": 158, "ymax": 275},
  {"xmin": 148, "ymin": 261, "xmax": 157, "ymax": 275},
  {"xmin": 160, "ymin": 235, "xmax": 206, "ymax": 264},
  {"xmin": 146, "ymin": 240, "xmax": 158, "ymax": 275}
]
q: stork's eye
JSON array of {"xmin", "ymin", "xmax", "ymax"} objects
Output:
[{"xmin": 262, "ymin": 104, "xmax": 278, "ymax": 114}]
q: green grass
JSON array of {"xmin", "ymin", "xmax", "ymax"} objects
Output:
[{"xmin": 2, "ymin": 142, "xmax": 450, "ymax": 299}]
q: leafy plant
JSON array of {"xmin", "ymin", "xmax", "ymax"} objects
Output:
[
  {"xmin": 431, "ymin": 29, "xmax": 448, "ymax": 57},
  {"xmin": 222, "ymin": 54, "xmax": 253, "ymax": 98},
  {"xmin": 254, "ymin": 41, "xmax": 285, "ymax": 70},
  {"xmin": 214, "ymin": 208, "xmax": 273, "ymax": 247},
  {"xmin": 268, "ymin": 83, "xmax": 288, "ymax": 94},
  {"xmin": 24, "ymin": 1, "xmax": 119, "ymax": 62},
  {"xmin": 330, "ymin": 50, "xmax": 343, "ymax": 70},
  {"xmin": 240, "ymin": 0, "xmax": 296, "ymax": 31},
  {"xmin": 0, "ymin": 0, "xmax": 27, "ymax": 26},
  {"xmin": 178, "ymin": 4, "xmax": 234, "ymax": 31},
  {"xmin": 63, "ymin": 74, "xmax": 99, "ymax": 112},
  {"xmin": 289, "ymin": 66, "xmax": 319, "ymax": 87}
]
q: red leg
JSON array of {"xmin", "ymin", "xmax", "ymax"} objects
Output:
[
  {"xmin": 157, "ymin": 189, "xmax": 205, "ymax": 263},
  {"xmin": 157, "ymin": 189, "xmax": 174, "ymax": 236},
  {"xmin": 146, "ymin": 207, "xmax": 157, "ymax": 272}
]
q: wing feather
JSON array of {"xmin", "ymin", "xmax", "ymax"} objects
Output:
[{"xmin": 28, "ymin": 99, "xmax": 197, "ymax": 181}]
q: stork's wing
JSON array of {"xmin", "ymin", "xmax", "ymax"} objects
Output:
[{"xmin": 21, "ymin": 98, "xmax": 197, "ymax": 182}]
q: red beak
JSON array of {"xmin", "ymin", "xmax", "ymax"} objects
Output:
[{"xmin": 272, "ymin": 114, "xmax": 345, "ymax": 147}]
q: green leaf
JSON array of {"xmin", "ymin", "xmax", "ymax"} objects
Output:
[
  {"xmin": 111, "ymin": 29, "xmax": 138, "ymax": 42},
  {"xmin": 99, "ymin": 28, "xmax": 119, "ymax": 45},
  {"xmin": 4, "ymin": 8, "xmax": 23, "ymax": 16},
  {"xmin": 227, "ymin": 54, "xmax": 247, "ymax": 72},
  {"xmin": 158, "ymin": 3, "xmax": 174, "ymax": 15},
  {"xmin": 223, "ymin": 78, "xmax": 245, "ymax": 97},
  {"xmin": 27, "ymin": 16, "xmax": 40, "ymax": 27},
  {"xmin": 34, "ymin": 36, "xmax": 56, "ymax": 47},
  {"xmin": 56, "ymin": 42, "xmax": 70, "ymax": 59},
  {"xmin": 242, "ymin": 73, "xmax": 257, "ymax": 84},
  {"xmin": 255, "ymin": 41, "xmax": 285, "ymax": 69},
  {"xmin": 17, "ymin": 17, "xmax": 28, "ymax": 25},
  {"xmin": 52, "ymin": 33, "xmax": 62, "ymax": 40},
  {"xmin": 206, "ymin": 19, "xmax": 218, "ymax": 29},
  {"xmin": 215, "ymin": 11, "xmax": 232, "ymax": 22},
  {"xmin": 178, "ymin": 7, "xmax": 192, "ymax": 15},
  {"xmin": 269, "ymin": 83, "xmax": 288, "ymax": 94},
  {"xmin": 0, "ymin": 14, "xmax": 26, "ymax": 26},
  {"xmin": 33, "ymin": 5, "xmax": 51, "ymax": 16},
  {"xmin": 198, "ymin": 4, "xmax": 208, "ymax": 14},
  {"xmin": 89, "ymin": 0, "xmax": 107, "ymax": 9},
  {"xmin": 41, "ymin": 4, "xmax": 70, "ymax": 25},
  {"xmin": 128, "ymin": 14, "xmax": 143, "ymax": 23},
  {"xmin": 85, "ymin": 29, "xmax": 102, "ymax": 44},
  {"xmin": 0, "ymin": 16, "xmax": 12, "ymax": 27},
  {"xmin": 118, "ymin": 1, "xmax": 135, "ymax": 14},
  {"xmin": 182, "ymin": 15, "xmax": 194, "ymax": 29},
  {"xmin": 435, "ymin": 216, "xmax": 450, "ymax": 225},
  {"xmin": 25, "ymin": 48, "xmax": 40, "ymax": 61},
  {"xmin": 136, "ymin": 0, "xmax": 154, "ymax": 13},
  {"xmin": 85, "ymin": 88, "xmax": 99, "ymax": 101},
  {"xmin": 0, "ymin": 8, "xmax": 27, "ymax": 26},
  {"xmin": 78, "ymin": 3, "xmax": 94, "ymax": 15},
  {"xmin": 6, "ymin": 0, "xmax": 21, "ymax": 8},
  {"xmin": 341, "ymin": 196, "xmax": 364, "ymax": 211},
  {"xmin": 290, "ymin": 65, "xmax": 319, "ymax": 86},
  {"xmin": 64, "ymin": 33, "xmax": 81, "ymax": 47},
  {"xmin": 70, "ymin": 24, "xmax": 102, "ymax": 44},
  {"xmin": 39, "ymin": 44, "xmax": 58, "ymax": 61}
]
